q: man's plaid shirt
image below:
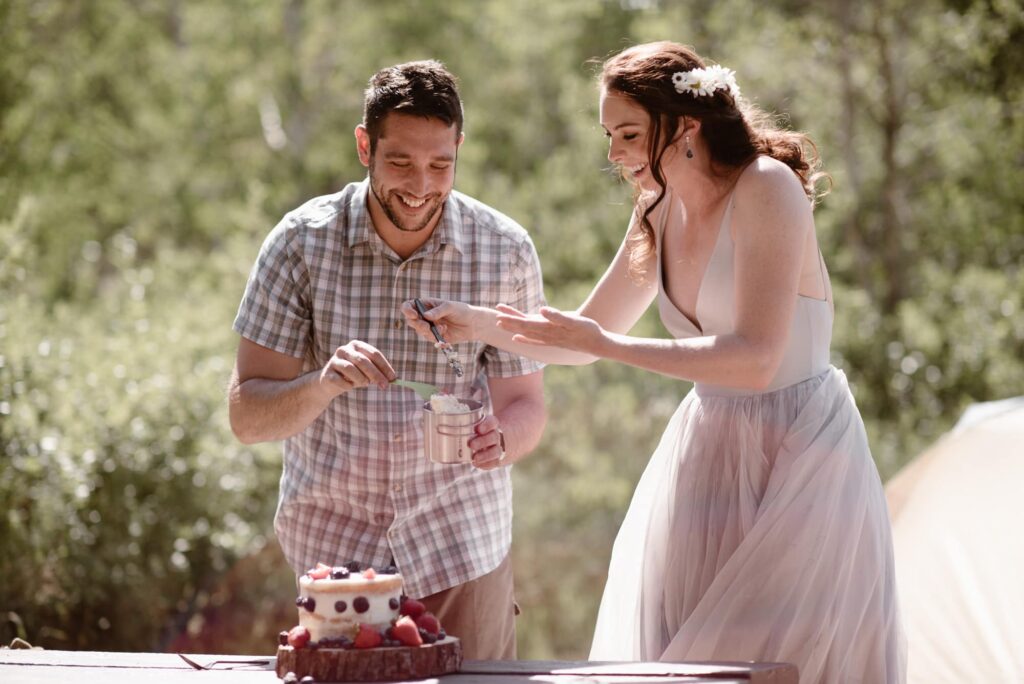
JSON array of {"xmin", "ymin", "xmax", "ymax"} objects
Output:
[{"xmin": 233, "ymin": 179, "xmax": 546, "ymax": 597}]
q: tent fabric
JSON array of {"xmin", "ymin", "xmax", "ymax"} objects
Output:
[{"xmin": 885, "ymin": 398, "xmax": 1024, "ymax": 683}]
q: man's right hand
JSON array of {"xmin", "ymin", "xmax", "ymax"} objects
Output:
[
  {"xmin": 400, "ymin": 298, "xmax": 481, "ymax": 345},
  {"xmin": 320, "ymin": 340, "xmax": 397, "ymax": 396}
]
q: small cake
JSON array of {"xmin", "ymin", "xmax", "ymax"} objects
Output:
[
  {"xmin": 295, "ymin": 563, "xmax": 402, "ymax": 643},
  {"xmin": 276, "ymin": 561, "xmax": 463, "ymax": 682},
  {"xmin": 428, "ymin": 393, "xmax": 470, "ymax": 414}
]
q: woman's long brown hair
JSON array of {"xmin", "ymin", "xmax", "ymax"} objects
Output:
[{"xmin": 600, "ymin": 41, "xmax": 829, "ymax": 279}]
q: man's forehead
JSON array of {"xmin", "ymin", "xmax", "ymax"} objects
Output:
[{"xmin": 377, "ymin": 113, "xmax": 459, "ymax": 139}]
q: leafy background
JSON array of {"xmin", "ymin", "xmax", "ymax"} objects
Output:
[{"xmin": 2, "ymin": 0, "xmax": 1021, "ymax": 660}]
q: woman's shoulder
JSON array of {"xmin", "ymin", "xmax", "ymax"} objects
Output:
[
  {"xmin": 730, "ymin": 156, "xmax": 814, "ymax": 239},
  {"xmin": 734, "ymin": 155, "xmax": 805, "ymax": 198},
  {"xmin": 732, "ymin": 156, "xmax": 812, "ymax": 214}
]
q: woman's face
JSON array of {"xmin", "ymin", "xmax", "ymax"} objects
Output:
[
  {"xmin": 600, "ymin": 88, "xmax": 654, "ymax": 188},
  {"xmin": 600, "ymin": 87, "xmax": 687, "ymax": 192}
]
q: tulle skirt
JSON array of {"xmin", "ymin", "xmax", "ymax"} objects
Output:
[{"xmin": 589, "ymin": 367, "xmax": 906, "ymax": 684}]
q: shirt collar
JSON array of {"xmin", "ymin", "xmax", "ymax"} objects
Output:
[{"xmin": 347, "ymin": 178, "xmax": 466, "ymax": 256}]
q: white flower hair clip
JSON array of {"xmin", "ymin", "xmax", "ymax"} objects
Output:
[{"xmin": 671, "ymin": 65, "xmax": 741, "ymax": 100}]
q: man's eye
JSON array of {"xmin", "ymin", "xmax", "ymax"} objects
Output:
[
  {"xmin": 431, "ymin": 164, "xmax": 451, "ymax": 171},
  {"xmin": 391, "ymin": 162, "xmax": 410, "ymax": 168}
]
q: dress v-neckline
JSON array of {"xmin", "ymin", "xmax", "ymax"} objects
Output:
[{"xmin": 659, "ymin": 194, "xmax": 734, "ymax": 335}]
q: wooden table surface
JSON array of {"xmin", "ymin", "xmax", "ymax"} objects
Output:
[{"xmin": 0, "ymin": 648, "xmax": 798, "ymax": 683}]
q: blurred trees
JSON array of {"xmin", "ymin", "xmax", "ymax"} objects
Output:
[{"xmin": 2, "ymin": 0, "xmax": 1021, "ymax": 660}]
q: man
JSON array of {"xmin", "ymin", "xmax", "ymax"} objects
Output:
[{"xmin": 228, "ymin": 60, "xmax": 547, "ymax": 660}]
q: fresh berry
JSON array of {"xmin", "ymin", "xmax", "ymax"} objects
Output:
[
  {"xmin": 362, "ymin": 568, "xmax": 377, "ymax": 580},
  {"xmin": 295, "ymin": 596, "xmax": 315, "ymax": 612},
  {"xmin": 388, "ymin": 597, "xmax": 399, "ymax": 610},
  {"xmin": 438, "ymin": 630, "xmax": 446, "ymax": 640},
  {"xmin": 353, "ymin": 623, "xmax": 383, "ymax": 649},
  {"xmin": 278, "ymin": 630, "xmax": 289, "ymax": 646},
  {"xmin": 353, "ymin": 596, "xmax": 369, "ymax": 613},
  {"xmin": 287, "ymin": 625, "xmax": 311, "ymax": 649},
  {"xmin": 380, "ymin": 565, "xmax": 399, "ymax": 575},
  {"xmin": 345, "ymin": 561, "xmax": 362, "ymax": 572},
  {"xmin": 399, "ymin": 597, "xmax": 426, "ymax": 619},
  {"xmin": 330, "ymin": 567, "xmax": 350, "ymax": 580},
  {"xmin": 334, "ymin": 600, "xmax": 347, "ymax": 613},
  {"xmin": 415, "ymin": 612, "xmax": 440, "ymax": 636},
  {"xmin": 392, "ymin": 615, "xmax": 423, "ymax": 647},
  {"xmin": 307, "ymin": 563, "xmax": 331, "ymax": 580},
  {"xmin": 420, "ymin": 628, "xmax": 437, "ymax": 644}
]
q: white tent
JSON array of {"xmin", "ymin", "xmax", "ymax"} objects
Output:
[{"xmin": 885, "ymin": 397, "xmax": 1024, "ymax": 683}]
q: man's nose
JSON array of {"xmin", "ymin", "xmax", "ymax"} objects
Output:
[{"xmin": 408, "ymin": 169, "xmax": 429, "ymax": 196}]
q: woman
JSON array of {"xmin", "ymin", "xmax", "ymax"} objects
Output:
[{"xmin": 403, "ymin": 42, "xmax": 905, "ymax": 683}]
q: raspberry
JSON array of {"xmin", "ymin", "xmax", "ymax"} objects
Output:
[
  {"xmin": 415, "ymin": 612, "xmax": 440, "ymax": 636},
  {"xmin": 399, "ymin": 597, "xmax": 426, "ymax": 619}
]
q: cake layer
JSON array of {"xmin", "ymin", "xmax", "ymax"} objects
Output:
[{"xmin": 296, "ymin": 569, "xmax": 403, "ymax": 642}]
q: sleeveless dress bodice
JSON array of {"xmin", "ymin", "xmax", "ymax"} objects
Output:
[{"xmin": 655, "ymin": 193, "xmax": 833, "ymax": 396}]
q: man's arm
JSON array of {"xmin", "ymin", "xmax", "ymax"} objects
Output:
[
  {"xmin": 228, "ymin": 337, "xmax": 396, "ymax": 444},
  {"xmin": 467, "ymin": 370, "xmax": 546, "ymax": 470}
]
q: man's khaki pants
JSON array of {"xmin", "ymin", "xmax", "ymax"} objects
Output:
[{"xmin": 420, "ymin": 554, "xmax": 518, "ymax": 660}]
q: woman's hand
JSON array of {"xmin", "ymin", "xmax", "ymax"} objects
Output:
[
  {"xmin": 495, "ymin": 304, "xmax": 608, "ymax": 356},
  {"xmin": 401, "ymin": 298, "xmax": 481, "ymax": 345}
]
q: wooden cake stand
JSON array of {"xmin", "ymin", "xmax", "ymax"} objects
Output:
[{"xmin": 276, "ymin": 636, "xmax": 462, "ymax": 682}]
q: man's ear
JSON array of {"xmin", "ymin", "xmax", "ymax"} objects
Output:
[{"xmin": 355, "ymin": 124, "xmax": 371, "ymax": 167}]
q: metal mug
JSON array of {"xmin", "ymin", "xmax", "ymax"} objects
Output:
[{"xmin": 422, "ymin": 399, "xmax": 485, "ymax": 464}]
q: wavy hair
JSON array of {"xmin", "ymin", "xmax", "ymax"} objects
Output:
[{"xmin": 600, "ymin": 42, "xmax": 829, "ymax": 278}]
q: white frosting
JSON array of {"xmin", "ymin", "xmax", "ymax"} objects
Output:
[
  {"xmin": 296, "ymin": 572, "xmax": 402, "ymax": 643},
  {"xmin": 429, "ymin": 393, "xmax": 470, "ymax": 414}
]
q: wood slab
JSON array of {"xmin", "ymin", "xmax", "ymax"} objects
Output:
[{"xmin": 275, "ymin": 637, "xmax": 462, "ymax": 682}]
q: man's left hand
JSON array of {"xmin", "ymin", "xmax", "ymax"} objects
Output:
[{"xmin": 468, "ymin": 414, "xmax": 507, "ymax": 470}]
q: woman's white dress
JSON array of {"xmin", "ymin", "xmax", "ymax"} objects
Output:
[{"xmin": 589, "ymin": 195, "xmax": 906, "ymax": 683}]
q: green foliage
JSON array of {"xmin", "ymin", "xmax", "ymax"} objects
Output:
[{"xmin": 2, "ymin": 0, "xmax": 1022, "ymax": 660}]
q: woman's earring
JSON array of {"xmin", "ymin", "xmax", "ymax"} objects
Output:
[{"xmin": 685, "ymin": 136, "xmax": 694, "ymax": 159}]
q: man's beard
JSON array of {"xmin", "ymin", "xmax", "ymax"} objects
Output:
[{"xmin": 369, "ymin": 166, "xmax": 447, "ymax": 233}]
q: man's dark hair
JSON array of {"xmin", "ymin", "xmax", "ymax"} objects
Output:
[{"xmin": 362, "ymin": 60, "xmax": 464, "ymax": 152}]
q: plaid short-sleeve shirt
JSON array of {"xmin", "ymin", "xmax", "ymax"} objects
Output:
[{"xmin": 233, "ymin": 179, "xmax": 546, "ymax": 597}]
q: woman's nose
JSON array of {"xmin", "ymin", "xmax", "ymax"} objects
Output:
[{"xmin": 607, "ymin": 140, "xmax": 621, "ymax": 164}]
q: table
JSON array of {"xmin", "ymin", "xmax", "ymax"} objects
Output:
[{"xmin": 0, "ymin": 649, "xmax": 798, "ymax": 683}]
